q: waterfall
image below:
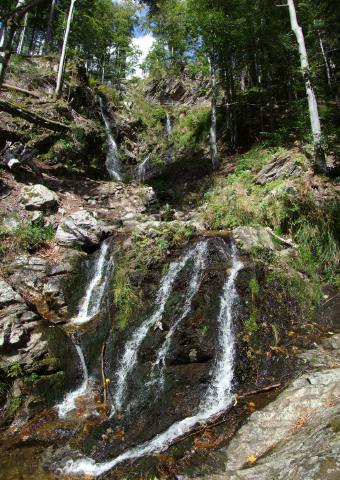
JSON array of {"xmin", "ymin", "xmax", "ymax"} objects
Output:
[
  {"xmin": 56, "ymin": 344, "xmax": 88, "ymax": 418},
  {"xmin": 149, "ymin": 241, "xmax": 208, "ymax": 388},
  {"xmin": 98, "ymin": 96, "xmax": 122, "ymax": 181},
  {"xmin": 56, "ymin": 239, "xmax": 114, "ymax": 417},
  {"xmin": 166, "ymin": 113, "xmax": 172, "ymax": 141},
  {"xmin": 136, "ymin": 155, "xmax": 150, "ymax": 182},
  {"xmin": 62, "ymin": 243, "xmax": 243, "ymax": 476},
  {"xmin": 72, "ymin": 239, "xmax": 114, "ymax": 325},
  {"xmin": 111, "ymin": 241, "xmax": 206, "ymax": 413}
]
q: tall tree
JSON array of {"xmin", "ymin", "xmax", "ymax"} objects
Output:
[
  {"xmin": 287, "ymin": 0, "xmax": 326, "ymax": 173},
  {"xmin": 55, "ymin": 0, "xmax": 76, "ymax": 97}
]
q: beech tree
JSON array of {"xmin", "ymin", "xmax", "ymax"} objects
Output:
[
  {"xmin": 287, "ymin": 0, "xmax": 326, "ymax": 173},
  {"xmin": 55, "ymin": 0, "xmax": 76, "ymax": 97},
  {"xmin": 0, "ymin": 0, "xmax": 48, "ymax": 87}
]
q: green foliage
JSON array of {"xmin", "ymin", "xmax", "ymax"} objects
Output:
[
  {"xmin": 6, "ymin": 363, "xmax": 23, "ymax": 379},
  {"xmin": 16, "ymin": 220, "xmax": 54, "ymax": 252},
  {"xmin": 113, "ymin": 255, "xmax": 139, "ymax": 330},
  {"xmin": 98, "ymin": 85, "xmax": 121, "ymax": 107},
  {"xmin": 8, "ymin": 395, "xmax": 23, "ymax": 415},
  {"xmin": 249, "ymin": 278, "xmax": 260, "ymax": 301},
  {"xmin": 244, "ymin": 310, "xmax": 259, "ymax": 334},
  {"xmin": 172, "ymin": 107, "xmax": 210, "ymax": 153}
]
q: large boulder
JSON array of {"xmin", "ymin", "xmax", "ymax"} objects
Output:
[
  {"xmin": 187, "ymin": 335, "xmax": 340, "ymax": 480},
  {"xmin": 255, "ymin": 153, "xmax": 303, "ymax": 185},
  {"xmin": 0, "ymin": 278, "xmax": 43, "ymax": 362},
  {"xmin": 233, "ymin": 226, "xmax": 276, "ymax": 252},
  {"xmin": 55, "ymin": 209, "xmax": 103, "ymax": 249},
  {"xmin": 21, "ymin": 184, "xmax": 59, "ymax": 212}
]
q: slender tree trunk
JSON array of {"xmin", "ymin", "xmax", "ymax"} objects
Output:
[
  {"xmin": 55, "ymin": 0, "xmax": 76, "ymax": 98},
  {"xmin": 287, "ymin": 0, "xmax": 326, "ymax": 173},
  {"xmin": 209, "ymin": 55, "xmax": 219, "ymax": 170},
  {"xmin": 16, "ymin": 12, "xmax": 28, "ymax": 54},
  {"xmin": 44, "ymin": 0, "xmax": 57, "ymax": 54},
  {"xmin": 0, "ymin": 0, "xmax": 47, "ymax": 89}
]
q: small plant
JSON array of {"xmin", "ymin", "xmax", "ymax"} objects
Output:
[
  {"xmin": 16, "ymin": 220, "xmax": 54, "ymax": 252},
  {"xmin": 6, "ymin": 363, "xmax": 23, "ymax": 379},
  {"xmin": 244, "ymin": 310, "xmax": 259, "ymax": 334},
  {"xmin": 113, "ymin": 255, "xmax": 139, "ymax": 330},
  {"xmin": 8, "ymin": 395, "xmax": 23, "ymax": 415},
  {"xmin": 201, "ymin": 324, "xmax": 209, "ymax": 335},
  {"xmin": 249, "ymin": 278, "xmax": 260, "ymax": 302}
]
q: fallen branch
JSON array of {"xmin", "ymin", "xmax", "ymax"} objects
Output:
[
  {"xmin": 167, "ymin": 383, "xmax": 282, "ymax": 449},
  {"xmin": 266, "ymin": 227, "xmax": 297, "ymax": 248},
  {"xmin": 0, "ymin": 99, "xmax": 70, "ymax": 132},
  {"xmin": 101, "ymin": 342, "xmax": 108, "ymax": 404},
  {"xmin": 237, "ymin": 383, "xmax": 282, "ymax": 399},
  {"xmin": 2, "ymin": 83, "xmax": 40, "ymax": 98}
]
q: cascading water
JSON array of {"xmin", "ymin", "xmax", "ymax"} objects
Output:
[
  {"xmin": 56, "ymin": 239, "xmax": 114, "ymax": 417},
  {"xmin": 62, "ymin": 242, "xmax": 243, "ymax": 476},
  {"xmin": 165, "ymin": 112, "xmax": 172, "ymax": 141},
  {"xmin": 72, "ymin": 238, "xmax": 114, "ymax": 325},
  {"xmin": 149, "ymin": 241, "xmax": 208, "ymax": 387},
  {"xmin": 136, "ymin": 155, "xmax": 150, "ymax": 182},
  {"xmin": 111, "ymin": 241, "xmax": 207, "ymax": 413},
  {"xmin": 98, "ymin": 96, "xmax": 122, "ymax": 181},
  {"xmin": 56, "ymin": 344, "xmax": 88, "ymax": 418}
]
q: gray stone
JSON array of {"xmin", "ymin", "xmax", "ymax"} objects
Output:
[
  {"xmin": 21, "ymin": 184, "xmax": 59, "ymax": 212},
  {"xmin": 55, "ymin": 210, "xmax": 103, "ymax": 248},
  {"xmin": 255, "ymin": 153, "xmax": 304, "ymax": 185},
  {"xmin": 188, "ymin": 335, "xmax": 340, "ymax": 480},
  {"xmin": 232, "ymin": 226, "xmax": 276, "ymax": 252},
  {"xmin": 0, "ymin": 279, "xmax": 24, "ymax": 307}
]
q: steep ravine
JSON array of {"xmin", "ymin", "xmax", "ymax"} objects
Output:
[{"xmin": 0, "ymin": 73, "xmax": 339, "ymax": 480}]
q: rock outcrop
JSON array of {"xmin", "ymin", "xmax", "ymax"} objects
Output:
[
  {"xmin": 21, "ymin": 184, "xmax": 59, "ymax": 212},
  {"xmin": 255, "ymin": 153, "xmax": 304, "ymax": 185},
  {"xmin": 55, "ymin": 209, "xmax": 104, "ymax": 249},
  {"xmin": 187, "ymin": 335, "xmax": 340, "ymax": 480}
]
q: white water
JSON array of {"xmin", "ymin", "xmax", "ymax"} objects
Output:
[
  {"xmin": 57, "ymin": 345, "xmax": 88, "ymax": 418},
  {"xmin": 57, "ymin": 239, "xmax": 114, "ymax": 417},
  {"xmin": 111, "ymin": 242, "xmax": 205, "ymax": 412},
  {"xmin": 72, "ymin": 239, "xmax": 113, "ymax": 325},
  {"xmin": 150, "ymin": 241, "xmax": 208, "ymax": 387},
  {"xmin": 98, "ymin": 97, "xmax": 122, "ymax": 181},
  {"xmin": 62, "ymin": 244, "xmax": 243, "ymax": 476},
  {"xmin": 166, "ymin": 112, "xmax": 172, "ymax": 140},
  {"xmin": 136, "ymin": 155, "xmax": 150, "ymax": 182}
]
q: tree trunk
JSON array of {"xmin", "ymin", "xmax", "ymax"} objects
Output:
[
  {"xmin": 287, "ymin": 0, "xmax": 326, "ymax": 173},
  {"xmin": 209, "ymin": 55, "xmax": 219, "ymax": 170},
  {"xmin": 0, "ymin": 0, "xmax": 48, "ymax": 88},
  {"xmin": 55, "ymin": 0, "xmax": 76, "ymax": 98},
  {"xmin": 17, "ymin": 12, "xmax": 28, "ymax": 54},
  {"xmin": 44, "ymin": 0, "xmax": 57, "ymax": 53}
]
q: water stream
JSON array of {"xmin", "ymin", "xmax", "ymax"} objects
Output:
[
  {"xmin": 72, "ymin": 238, "xmax": 114, "ymax": 325},
  {"xmin": 150, "ymin": 241, "xmax": 208, "ymax": 388},
  {"xmin": 56, "ymin": 239, "xmax": 114, "ymax": 417},
  {"xmin": 57, "ymin": 344, "xmax": 88, "ymax": 418},
  {"xmin": 136, "ymin": 155, "xmax": 150, "ymax": 182},
  {"xmin": 62, "ymin": 242, "xmax": 243, "ymax": 476},
  {"xmin": 98, "ymin": 96, "xmax": 122, "ymax": 181},
  {"xmin": 111, "ymin": 241, "xmax": 207, "ymax": 413}
]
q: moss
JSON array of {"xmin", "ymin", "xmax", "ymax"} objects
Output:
[
  {"xmin": 329, "ymin": 417, "xmax": 340, "ymax": 433},
  {"xmin": 8, "ymin": 395, "xmax": 23, "ymax": 415}
]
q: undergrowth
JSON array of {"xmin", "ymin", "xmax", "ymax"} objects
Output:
[
  {"xmin": 112, "ymin": 222, "xmax": 195, "ymax": 329},
  {"xmin": 0, "ymin": 219, "xmax": 55, "ymax": 263},
  {"xmin": 202, "ymin": 144, "xmax": 340, "ymax": 292}
]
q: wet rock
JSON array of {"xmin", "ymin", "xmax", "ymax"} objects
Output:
[
  {"xmin": 21, "ymin": 184, "xmax": 59, "ymax": 212},
  {"xmin": 55, "ymin": 210, "xmax": 103, "ymax": 249},
  {"xmin": 255, "ymin": 153, "xmax": 304, "ymax": 185},
  {"xmin": 0, "ymin": 278, "xmax": 42, "ymax": 360},
  {"xmin": 9, "ymin": 250, "xmax": 83, "ymax": 323},
  {"xmin": 189, "ymin": 335, "xmax": 340, "ymax": 480},
  {"xmin": 232, "ymin": 226, "xmax": 276, "ymax": 252},
  {"xmin": 0, "ymin": 278, "xmax": 24, "ymax": 307}
]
